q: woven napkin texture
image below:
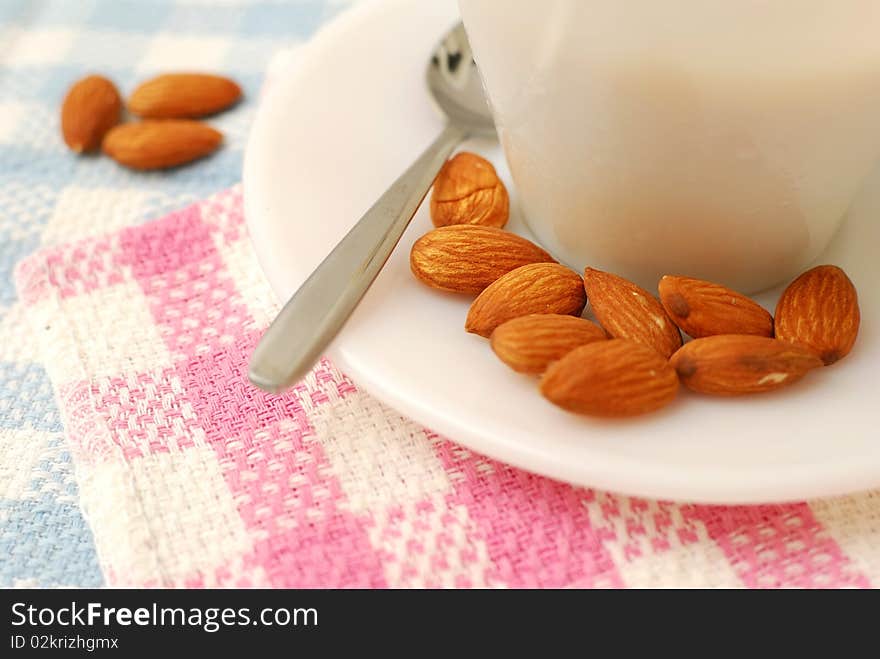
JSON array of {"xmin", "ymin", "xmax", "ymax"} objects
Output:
[
  {"xmin": 13, "ymin": 186, "xmax": 880, "ymax": 588},
  {"xmin": 0, "ymin": 0, "xmax": 349, "ymax": 587}
]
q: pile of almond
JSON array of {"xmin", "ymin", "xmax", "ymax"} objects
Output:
[
  {"xmin": 60, "ymin": 73, "xmax": 241, "ymax": 170},
  {"xmin": 411, "ymin": 152, "xmax": 861, "ymax": 418}
]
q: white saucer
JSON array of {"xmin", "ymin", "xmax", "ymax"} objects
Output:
[{"xmin": 243, "ymin": 0, "xmax": 880, "ymax": 503}]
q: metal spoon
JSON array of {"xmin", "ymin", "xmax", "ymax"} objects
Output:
[{"xmin": 248, "ymin": 23, "xmax": 495, "ymax": 393}]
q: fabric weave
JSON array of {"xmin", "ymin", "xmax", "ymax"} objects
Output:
[
  {"xmin": 0, "ymin": 0, "xmax": 349, "ymax": 587},
  {"xmin": 14, "ymin": 187, "xmax": 880, "ymax": 588}
]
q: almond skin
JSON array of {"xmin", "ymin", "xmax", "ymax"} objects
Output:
[
  {"xmin": 541, "ymin": 339, "xmax": 679, "ymax": 417},
  {"xmin": 669, "ymin": 335, "xmax": 823, "ymax": 396},
  {"xmin": 61, "ymin": 75, "xmax": 122, "ymax": 153},
  {"xmin": 430, "ymin": 152, "xmax": 509, "ymax": 228},
  {"xmin": 583, "ymin": 268, "xmax": 682, "ymax": 358},
  {"xmin": 102, "ymin": 120, "xmax": 223, "ymax": 170},
  {"xmin": 490, "ymin": 314, "xmax": 608, "ymax": 375},
  {"xmin": 128, "ymin": 73, "xmax": 242, "ymax": 119},
  {"xmin": 774, "ymin": 265, "xmax": 860, "ymax": 366},
  {"xmin": 466, "ymin": 263, "xmax": 586, "ymax": 338},
  {"xmin": 410, "ymin": 225, "xmax": 555, "ymax": 295},
  {"xmin": 659, "ymin": 275, "xmax": 774, "ymax": 338}
]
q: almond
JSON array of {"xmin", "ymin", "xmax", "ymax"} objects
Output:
[
  {"xmin": 490, "ymin": 314, "xmax": 607, "ymax": 375},
  {"xmin": 60, "ymin": 75, "xmax": 122, "ymax": 153},
  {"xmin": 583, "ymin": 268, "xmax": 682, "ymax": 358},
  {"xmin": 669, "ymin": 335, "xmax": 823, "ymax": 396},
  {"xmin": 430, "ymin": 152, "xmax": 509, "ymax": 228},
  {"xmin": 774, "ymin": 265, "xmax": 860, "ymax": 365},
  {"xmin": 102, "ymin": 120, "xmax": 223, "ymax": 170},
  {"xmin": 541, "ymin": 339, "xmax": 679, "ymax": 417},
  {"xmin": 659, "ymin": 275, "xmax": 773, "ymax": 338},
  {"xmin": 410, "ymin": 225, "xmax": 555, "ymax": 294},
  {"xmin": 128, "ymin": 73, "xmax": 242, "ymax": 119},
  {"xmin": 466, "ymin": 263, "xmax": 586, "ymax": 338}
]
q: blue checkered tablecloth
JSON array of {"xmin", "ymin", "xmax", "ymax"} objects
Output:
[{"xmin": 0, "ymin": 0, "xmax": 348, "ymax": 587}]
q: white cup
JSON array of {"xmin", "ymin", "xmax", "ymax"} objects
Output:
[{"xmin": 459, "ymin": 0, "xmax": 880, "ymax": 292}]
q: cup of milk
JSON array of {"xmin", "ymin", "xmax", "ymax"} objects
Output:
[{"xmin": 458, "ymin": 0, "xmax": 880, "ymax": 292}]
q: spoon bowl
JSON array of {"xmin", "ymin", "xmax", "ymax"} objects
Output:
[{"xmin": 427, "ymin": 23, "xmax": 495, "ymax": 136}]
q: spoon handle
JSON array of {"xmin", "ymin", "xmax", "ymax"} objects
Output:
[{"xmin": 249, "ymin": 123, "xmax": 468, "ymax": 393}]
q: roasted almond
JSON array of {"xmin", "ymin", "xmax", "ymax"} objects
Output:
[
  {"xmin": 128, "ymin": 73, "xmax": 242, "ymax": 119},
  {"xmin": 490, "ymin": 314, "xmax": 607, "ymax": 375},
  {"xmin": 583, "ymin": 268, "xmax": 682, "ymax": 359},
  {"xmin": 541, "ymin": 339, "xmax": 679, "ymax": 417},
  {"xmin": 659, "ymin": 275, "xmax": 773, "ymax": 338},
  {"xmin": 466, "ymin": 263, "xmax": 586, "ymax": 338},
  {"xmin": 102, "ymin": 120, "xmax": 223, "ymax": 170},
  {"xmin": 410, "ymin": 225, "xmax": 555, "ymax": 295},
  {"xmin": 430, "ymin": 152, "xmax": 509, "ymax": 228},
  {"xmin": 669, "ymin": 335, "xmax": 823, "ymax": 396},
  {"xmin": 774, "ymin": 265, "xmax": 860, "ymax": 365},
  {"xmin": 60, "ymin": 75, "xmax": 122, "ymax": 153}
]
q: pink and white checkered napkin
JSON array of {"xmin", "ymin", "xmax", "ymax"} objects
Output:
[{"xmin": 14, "ymin": 186, "xmax": 880, "ymax": 588}]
